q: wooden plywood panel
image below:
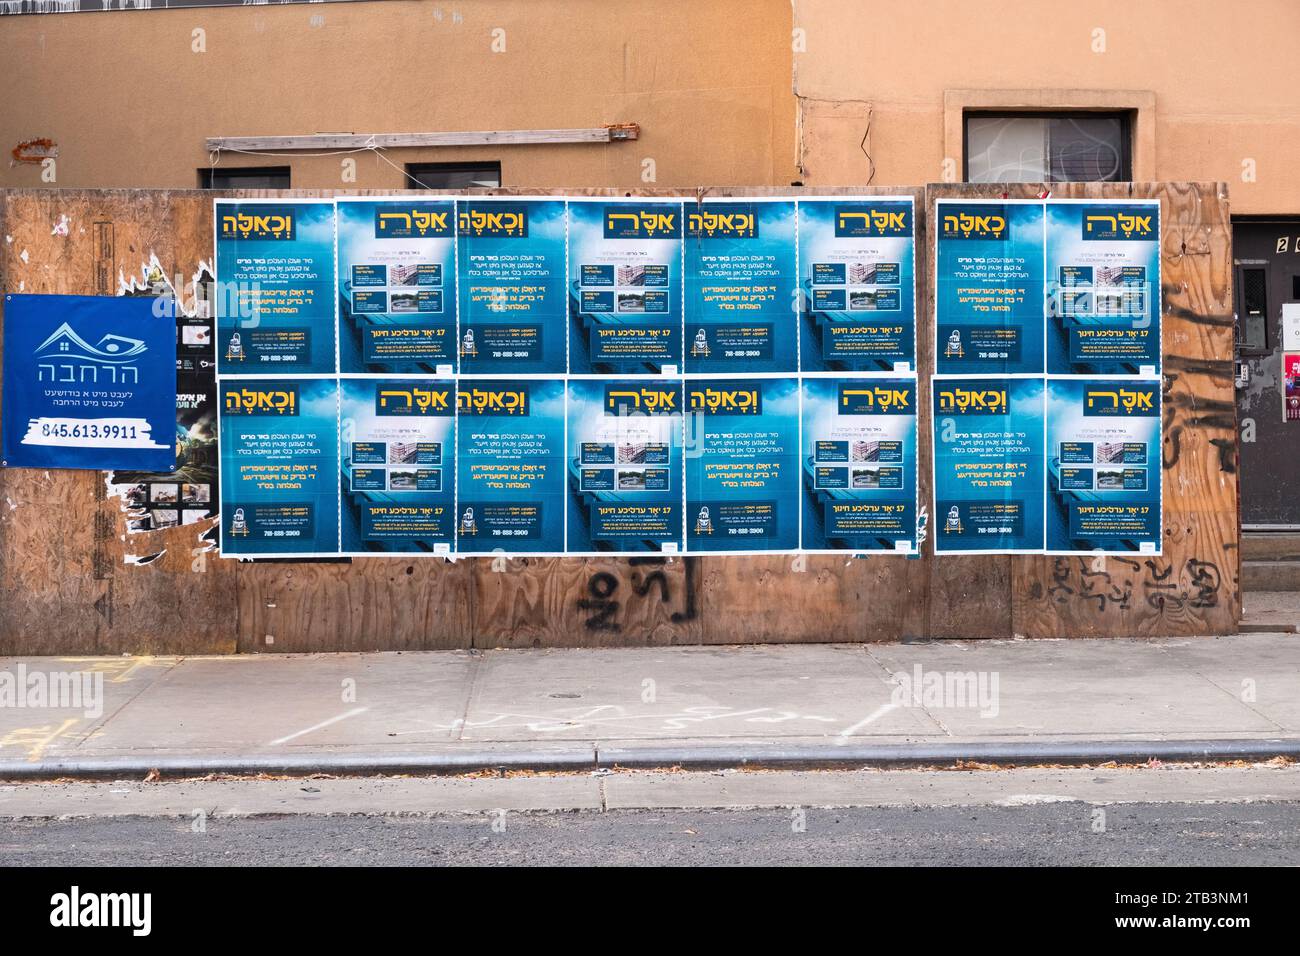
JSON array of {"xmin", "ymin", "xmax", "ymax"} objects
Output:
[
  {"xmin": 1011, "ymin": 182, "xmax": 1239, "ymax": 637},
  {"xmin": 0, "ymin": 189, "xmax": 237, "ymax": 655}
]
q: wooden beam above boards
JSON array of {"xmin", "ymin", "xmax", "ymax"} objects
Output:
[{"xmin": 205, "ymin": 125, "xmax": 641, "ymax": 153}]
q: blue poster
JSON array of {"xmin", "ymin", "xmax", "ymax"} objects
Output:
[
  {"xmin": 801, "ymin": 376, "xmax": 917, "ymax": 553},
  {"xmin": 336, "ymin": 198, "xmax": 457, "ymax": 374},
  {"xmin": 685, "ymin": 376, "xmax": 799, "ymax": 552},
  {"xmin": 932, "ymin": 376, "xmax": 1045, "ymax": 553},
  {"xmin": 456, "ymin": 198, "xmax": 567, "ymax": 374},
  {"xmin": 566, "ymin": 378, "xmax": 683, "ymax": 553},
  {"xmin": 214, "ymin": 199, "xmax": 337, "ymax": 376},
  {"xmin": 218, "ymin": 377, "xmax": 339, "ymax": 556},
  {"xmin": 684, "ymin": 199, "xmax": 797, "ymax": 373},
  {"xmin": 2, "ymin": 294, "xmax": 175, "ymax": 471},
  {"xmin": 340, "ymin": 378, "xmax": 455, "ymax": 554},
  {"xmin": 568, "ymin": 199, "xmax": 684, "ymax": 373},
  {"xmin": 1046, "ymin": 378, "xmax": 1161, "ymax": 553},
  {"xmin": 935, "ymin": 200, "xmax": 1044, "ymax": 375},
  {"xmin": 456, "ymin": 378, "xmax": 565, "ymax": 553},
  {"xmin": 1046, "ymin": 201, "xmax": 1161, "ymax": 375},
  {"xmin": 798, "ymin": 197, "xmax": 916, "ymax": 372}
]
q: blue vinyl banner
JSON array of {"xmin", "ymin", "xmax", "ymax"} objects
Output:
[
  {"xmin": 801, "ymin": 376, "xmax": 918, "ymax": 553},
  {"xmin": 336, "ymin": 199, "xmax": 457, "ymax": 374},
  {"xmin": 932, "ymin": 376, "xmax": 1045, "ymax": 553},
  {"xmin": 456, "ymin": 378, "xmax": 565, "ymax": 552},
  {"xmin": 214, "ymin": 200, "xmax": 337, "ymax": 376},
  {"xmin": 935, "ymin": 200, "xmax": 1045, "ymax": 375},
  {"xmin": 2, "ymin": 294, "xmax": 176, "ymax": 471},
  {"xmin": 798, "ymin": 198, "xmax": 916, "ymax": 372},
  {"xmin": 685, "ymin": 376, "xmax": 800, "ymax": 552},
  {"xmin": 566, "ymin": 378, "xmax": 684, "ymax": 553},
  {"xmin": 1046, "ymin": 378, "xmax": 1162, "ymax": 553},
  {"xmin": 684, "ymin": 199, "xmax": 798, "ymax": 373},
  {"xmin": 218, "ymin": 377, "xmax": 340, "ymax": 556},
  {"xmin": 568, "ymin": 199, "xmax": 685, "ymax": 373},
  {"xmin": 456, "ymin": 198, "xmax": 567, "ymax": 374},
  {"xmin": 340, "ymin": 378, "xmax": 455, "ymax": 554},
  {"xmin": 1046, "ymin": 201, "xmax": 1162, "ymax": 375}
]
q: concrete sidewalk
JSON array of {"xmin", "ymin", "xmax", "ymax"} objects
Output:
[{"xmin": 1, "ymin": 634, "xmax": 1297, "ymax": 777}]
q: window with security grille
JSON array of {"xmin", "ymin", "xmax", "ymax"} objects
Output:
[{"xmin": 964, "ymin": 112, "xmax": 1132, "ymax": 183}]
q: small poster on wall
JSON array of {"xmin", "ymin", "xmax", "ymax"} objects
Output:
[{"xmin": 2, "ymin": 294, "xmax": 176, "ymax": 472}]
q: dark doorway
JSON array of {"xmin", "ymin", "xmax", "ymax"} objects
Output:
[{"xmin": 1234, "ymin": 218, "xmax": 1300, "ymax": 527}]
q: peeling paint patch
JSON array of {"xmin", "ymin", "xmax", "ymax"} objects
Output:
[
  {"xmin": 18, "ymin": 248, "xmax": 29, "ymax": 264},
  {"xmin": 50, "ymin": 214, "xmax": 70, "ymax": 237}
]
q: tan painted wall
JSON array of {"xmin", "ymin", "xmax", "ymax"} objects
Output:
[
  {"xmin": 0, "ymin": 0, "xmax": 798, "ymax": 190},
  {"xmin": 1, "ymin": 0, "xmax": 1295, "ymax": 214},
  {"xmin": 792, "ymin": 0, "xmax": 1299, "ymax": 214}
]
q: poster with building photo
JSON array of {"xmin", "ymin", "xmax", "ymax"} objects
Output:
[
  {"xmin": 935, "ymin": 200, "xmax": 1045, "ymax": 375},
  {"xmin": 684, "ymin": 376, "xmax": 800, "ymax": 553},
  {"xmin": 798, "ymin": 197, "xmax": 916, "ymax": 372},
  {"xmin": 566, "ymin": 378, "xmax": 684, "ymax": 553},
  {"xmin": 932, "ymin": 376, "xmax": 1045, "ymax": 554},
  {"xmin": 568, "ymin": 198, "xmax": 685, "ymax": 374},
  {"xmin": 684, "ymin": 199, "xmax": 798, "ymax": 373},
  {"xmin": 218, "ymin": 377, "xmax": 340, "ymax": 557},
  {"xmin": 1046, "ymin": 378, "xmax": 1161, "ymax": 554},
  {"xmin": 455, "ymin": 198, "xmax": 567, "ymax": 374},
  {"xmin": 1046, "ymin": 200, "xmax": 1161, "ymax": 375},
  {"xmin": 336, "ymin": 198, "xmax": 457, "ymax": 374},
  {"xmin": 801, "ymin": 376, "xmax": 917, "ymax": 553},
  {"xmin": 214, "ymin": 199, "xmax": 337, "ymax": 376},
  {"xmin": 339, "ymin": 378, "xmax": 455, "ymax": 554},
  {"xmin": 455, "ymin": 378, "xmax": 565, "ymax": 553}
]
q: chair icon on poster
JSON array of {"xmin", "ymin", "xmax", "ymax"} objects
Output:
[
  {"xmin": 460, "ymin": 506, "xmax": 477, "ymax": 536},
  {"xmin": 459, "ymin": 329, "xmax": 477, "ymax": 358},
  {"xmin": 943, "ymin": 329, "xmax": 964, "ymax": 359},
  {"xmin": 943, "ymin": 505, "xmax": 963, "ymax": 534},
  {"xmin": 694, "ymin": 505, "xmax": 713, "ymax": 535},
  {"xmin": 225, "ymin": 332, "xmax": 246, "ymax": 362},
  {"xmin": 690, "ymin": 328, "xmax": 711, "ymax": 358}
]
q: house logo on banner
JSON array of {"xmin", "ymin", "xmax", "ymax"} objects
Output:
[{"xmin": 35, "ymin": 322, "xmax": 148, "ymax": 384}]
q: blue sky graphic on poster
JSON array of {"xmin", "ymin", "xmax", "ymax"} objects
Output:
[
  {"xmin": 336, "ymin": 199, "xmax": 457, "ymax": 374},
  {"xmin": 2, "ymin": 294, "xmax": 175, "ymax": 471},
  {"xmin": 801, "ymin": 376, "xmax": 917, "ymax": 553},
  {"xmin": 215, "ymin": 200, "xmax": 337, "ymax": 376},
  {"xmin": 340, "ymin": 378, "xmax": 455, "ymax": 553},
  {"xmin": 684, "ymin": 199, "xmax": 798, "ymax": 373}
]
